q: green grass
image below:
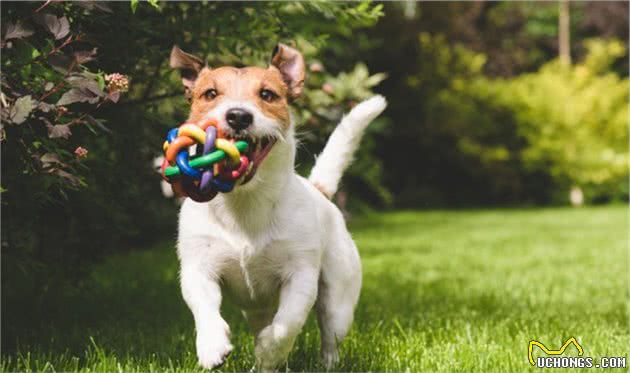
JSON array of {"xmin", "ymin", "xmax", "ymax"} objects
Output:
[{"xmin": 2, "ymin": 206, "xmax": 628, "ymax": 372}]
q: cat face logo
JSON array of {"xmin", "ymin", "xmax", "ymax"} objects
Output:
[{"xmin": 528, "ymin": 337, "xmax": 584, "ymax": 366}]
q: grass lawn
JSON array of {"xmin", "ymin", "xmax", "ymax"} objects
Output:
[{"xmin": 2, "ymin": 206, "xmax": 628, "ymax": 372}]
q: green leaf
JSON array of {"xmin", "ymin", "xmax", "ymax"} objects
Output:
[
  {"xmin": 10, "ymin": 40, "xmax": 40, "ymax": 65},
  {"xmin": 67, "ymin": 75, "xmax": 104, "ymax": 97},
  {"xmin": 86, "ymin": 115, "xmax": 111, "ymax": 133},
  {"xmin": 57, "ymin": 88, "xmax": 99, "ymax": 106},
  {"xmin": 3, "ymin": 21, "xmax": 34, "ymax": 41},
  {"xmin": 96, "ymin": 74, "xmax": 105, "ymax": 91},
  {"xmin": 10, "ymin": 95, "xmax": 37, "ymax": 124},
  {"xmin": 73, "ymin": 48, "xmax": 97, "ymax": 64},
  {"xmin": 47, "ymin": 124, "xmax": 72, "ymax": 139},
  {"xmin": 34, "ymin": 13, "xmax": 70, "ymax": 40},
  {"xmin": 130, "ymin": 0, "xmax": 139, "ymax": 13}
]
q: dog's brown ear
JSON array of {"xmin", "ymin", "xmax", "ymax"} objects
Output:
[
  {"xmin": 170, "ymin": 45, "xmax": 205, "ymax": 94},
  {"xmin": 270, "ymin": 43, "xmax": 305, "ymax": 98}
]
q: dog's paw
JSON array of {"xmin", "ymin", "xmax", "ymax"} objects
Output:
[
  {"xmin": 196, "ymin": 321, "xmax": 233, "ymax": 370},
  {"xmin": 255, "ymin": 323, "xmax": 295, "ymax": 370},
  {"xmin": 321, "ymin": 348, "xmax": 339, "ymax": 370}
]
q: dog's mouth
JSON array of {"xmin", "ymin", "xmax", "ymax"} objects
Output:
[{"xmin": 226, "ymin": 134, "xmax": 277, "ymax": 185}]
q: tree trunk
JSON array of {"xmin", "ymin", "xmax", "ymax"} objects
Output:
[{"xmin": 558, "ymin": 0, "xmax": 571, "ymax": 65}]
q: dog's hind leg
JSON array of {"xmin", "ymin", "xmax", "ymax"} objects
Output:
[{"xmin": 316, "ymin": 216, "xmax": 362, "ymax": 370}]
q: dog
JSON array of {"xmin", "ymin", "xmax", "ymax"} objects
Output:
[{"xmin": 170, "ymin": 43, "xmax": 386, "ymax": 371}]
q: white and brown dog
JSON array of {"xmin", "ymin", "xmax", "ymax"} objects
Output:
[{"xmin": 170, "ymin": 44, "xmax": 386, "ymax": 371}]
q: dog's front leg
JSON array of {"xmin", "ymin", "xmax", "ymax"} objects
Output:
[
  {"xmin": 180, "ymin": 265, "xmax": 232, "ymax": 369},
  {"xmin": 255, "ymin": 266, "xmax": 319, "ymax": 370}
]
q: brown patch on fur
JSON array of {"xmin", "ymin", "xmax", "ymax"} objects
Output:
[
  {"xmin": 187, "ymin": 66, "xmax": 291, "ymax": 128},
  {"xmin": 312, "ymin": 181, "xmax": 332, "ymax": 199}
]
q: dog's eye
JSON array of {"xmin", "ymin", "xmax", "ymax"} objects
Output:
[
  {"xmin": 203, "ymin": 88, "xmax": 218, "ymax": 100},
  {"xmin": 259, "ymin": 89, "xmax": 278, "ymax": 102}
]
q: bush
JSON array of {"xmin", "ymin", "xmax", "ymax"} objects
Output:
[
  {"xmin": 459, "ymin": 39, "xmax": 629, "ymax": 203},
  {"xmin": 1, "ymin": 1, "xmax": 387, "ymax": 351}
]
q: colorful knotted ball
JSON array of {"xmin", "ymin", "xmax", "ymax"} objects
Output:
[{"xmin": 161, "ymin": 119, "xmax": 250, "ymax": 202}]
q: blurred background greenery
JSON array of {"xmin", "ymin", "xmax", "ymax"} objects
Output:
[{"xmin": 1, "ymin": 0, "xmax": 627, "ymax": 356}]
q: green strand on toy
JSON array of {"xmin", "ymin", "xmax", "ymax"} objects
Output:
[{"xmin": 164, "ymin": 140, "xmax": 249, "ymax": 178}]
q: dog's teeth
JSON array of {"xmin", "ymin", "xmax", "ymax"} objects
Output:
[{"xmin": 237, "ymin": 161, "xmax": 255, "ymax": 185}]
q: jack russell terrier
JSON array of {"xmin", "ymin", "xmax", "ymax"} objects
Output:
[{"xmin": 170, "ymin": 43, "xmax": 387, "ymax": 371}]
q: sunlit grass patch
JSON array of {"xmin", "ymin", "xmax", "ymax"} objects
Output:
[{"xmin": 2, "ymin": 206, "xmax": 627, "ymax": 372}]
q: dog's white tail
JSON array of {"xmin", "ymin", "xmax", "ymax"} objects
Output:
[{"xmin": 308, "ymin": 95, "xmax": 387, "ymax": 198}]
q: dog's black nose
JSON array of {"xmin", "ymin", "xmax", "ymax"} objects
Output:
[{"xmin": 226, "ymin": 108, "xmax": 253, "ymax": 131}]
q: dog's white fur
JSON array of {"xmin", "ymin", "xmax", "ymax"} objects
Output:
[{"xmin": 177, "ymin": 95, "xmax": 387, "ymax": 370}]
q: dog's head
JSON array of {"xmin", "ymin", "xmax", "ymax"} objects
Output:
[{"xmin": 170, "ymin": 44, "xmax": 304, "ymax": 187}]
